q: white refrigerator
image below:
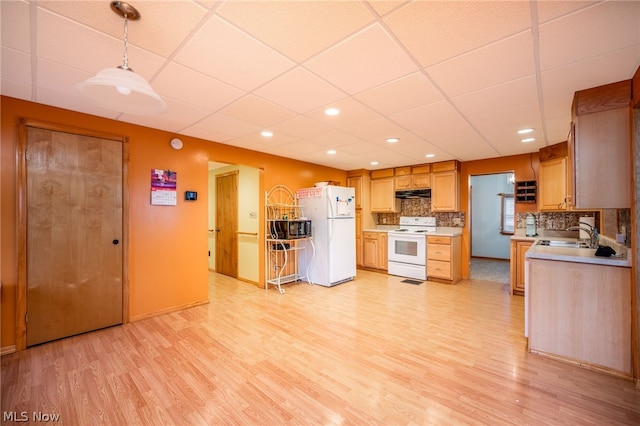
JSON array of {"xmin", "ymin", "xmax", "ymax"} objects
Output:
[{"xmin": 296, "ymin": 185, "xmax": 356, "ymax": 287}]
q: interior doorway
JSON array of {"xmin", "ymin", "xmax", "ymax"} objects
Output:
[
  {"xmin": 208, "ymin": 162, "xmax": 260, "ymax": 284},
  {"xmin": 469, "ymin": 172, "xmax": 514, "ymax": 284}
]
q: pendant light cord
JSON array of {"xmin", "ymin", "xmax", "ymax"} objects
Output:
[{"xmin": 121, "ymin": 15, "xmax": 130, "ymax": 70}]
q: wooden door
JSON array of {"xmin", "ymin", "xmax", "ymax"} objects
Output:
[
  {"xmin": 23, "ymin": 126, "xmax": 124, "ymax": 347},
  {"xmin": 215, "ymin": 172, "xmax": 238, "ymax": 277}
]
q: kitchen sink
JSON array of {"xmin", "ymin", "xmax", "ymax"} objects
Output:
[{"xmin": 537, "ymin": 239, "xmax": 591, "ymax": 249}]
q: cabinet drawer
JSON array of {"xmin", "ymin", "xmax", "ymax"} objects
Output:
[
  {"xmin": 363, "ymin": 231, "xmax": 378, "ymax": 240},
  {"xmin": 427, "ymin": 235, "xmax": 451, "ymax": 245},
  {"xmin": 428, "ymin": 260, "xmax": 452, "ymax": 279},
  {"xmin": 428, "ymin": 243, "xmax": 451, "ymax": 261}
]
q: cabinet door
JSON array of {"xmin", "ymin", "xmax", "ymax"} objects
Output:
[
  {"xmin": 411, "ymin": 173, "xmax": 431, "ymax": 189},
  {"xmin": 574, "ymin": 108, "xmax": 630, "ymax": 208},
  {"xmin": 431, "ymin": 171, "xmax": 459, "ymax": 212},
  {"xmin": 395, "ymin": 175, "xmax": 411, "ymax": 190},
  {"xmin": 515, "ymin": 241, "xmax": 533, "ymax": 293},
  {"xmin": 363, "ymin": 235, "xmax": 378, "ymax": 268},
  {"xmin": 538, "ymin": 157, "xmax": 568, "ymax": 211},
  {"xmin": 378, "ymin": 233, "xmax": 388, "ymax": 270},
  {"xmin": 371, "ymin": 178, "xmax": 399, "ymax": 212}
]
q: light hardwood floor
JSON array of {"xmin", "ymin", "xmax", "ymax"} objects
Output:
[{"xmin": 2, "ymin": 270, "xmax": 639, "ymax": 425}]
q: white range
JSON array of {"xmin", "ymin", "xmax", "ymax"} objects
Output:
[{"xmin": 387, "ymin": 216, "xmax": 436, "ymax": 280}]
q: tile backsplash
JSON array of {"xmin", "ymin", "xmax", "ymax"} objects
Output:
[
  {"xmin": 515, "ymin": 208, "xmax": 631, "ymax": 243},
  {"xmin": 377, "ymin": 198, "xmax": 466, "ymax": 227}
]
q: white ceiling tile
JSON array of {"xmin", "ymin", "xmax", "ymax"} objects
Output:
[
  {"xmin": 152, "ymin": 62, "xmax": 245, "ymax": 111},
  {"xmin": 342, "ymin": 117, "xmax": 411, "ymax": 142},
  {"xmin": 304, "ymin": 97, "xmax": 382, "ymax": 128},
  {"xmin": 217, "ymin": 0, "xmax": 375, "ymax": 62},
  {"xmin": 253, "ymin": 67, "xmax": 346, "ymax": 114},
  {"xmin": 535, "ymin": 1, "xmax": 598, "ymax": 23},
  {"xmin": 541, "ymin": 47, "xmax": 640, "ymax": 98},
  {"xmin": 220, "ymin": 95, "xmax": 297, "ymax": 128},
  {"xmin": 451, "ymin": 76, "xmax": 539, "ymax": 117},
  {"xmin": 38, "ymin": 0, "xmax": 208, "ymax": 58},
  {"xmin": 195, "ymin": 113, "xmax": 262, "ymax": 138},
  {"xmin": 175, "ymin": 16, "xmax": 295, "ymax": 92},
  {"xmin": 305, "ymin": 24, "xmax": 419, "ymax": 94},
  {"xmin": 2, "ymin": 0, "xmax": 31, "ymax": 53},
  {"xmin": 2, "ymin": 47, "xmax": 31, "ymax": 86},
  {"xmin": 37, "ymin": 8, "xmax": 165, "ymax": 81},
  {"xmin": 354, "ymin": 72, "xmax": 443, "ymax": 116},
  {"xmin": 1, "ymin": 79, "xmax": 31, "ymax": 100},
  {"xmin": 427, "ymin": 32, "xmax": 536, "ymax": 98},
  {"xmin": 307, "ymin": 129, "xmax": 366, "ymax": 148},
  {"xmin": 269, "ymin": 115, "xmax": 334, "ymax": 139},
  {"xmin": 181, "ymin": 126, "xmax": 234, "ymax": 144},
  {"xmin": 384, "ymin": 1, "xmax": 532, "ymax": 67},
  {"xmin": 539, "ymin": 1, "xmax": 640, "ymax": 71}
]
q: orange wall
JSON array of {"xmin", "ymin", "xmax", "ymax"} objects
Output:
[
  {"xmin": 460, "ymin": 152, "xmax": 540, "ymax": 278},
  {"xmin": 1, "ymin": 96, "xmax": 346, "ymax": 349}
]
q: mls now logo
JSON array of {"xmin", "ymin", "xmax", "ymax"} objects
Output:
[{"xmin": 3, "ymin": 411, "xmax": 61, "ymax": 422}]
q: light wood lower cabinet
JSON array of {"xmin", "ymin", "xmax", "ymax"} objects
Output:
[
  {"xmin": 363, "ymin": 231, "xmax": 388, "ymax": 271},
  {"xmin": 528, "ymin": 258, "xmax": 632, "ymax": 377},
  {"xmin": 509, "ymin": 239, "xmax": 533, "ymax": 295},
  {"xmin": 427, "ymin": 235, "xmax": 461, "ymax": 283}
]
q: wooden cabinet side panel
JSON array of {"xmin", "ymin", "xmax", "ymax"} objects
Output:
[{"xmin": 528, "ymin": 259, "xmax": 632, "ymax": 374}]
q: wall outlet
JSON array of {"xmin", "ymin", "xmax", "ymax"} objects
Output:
[
  {"xmin": 382, "ymin": 217, "xmax": 387, "ymax": 224},
  {"xmin": 453, "ymin": 218, "xmax": 461, "ymax": 226}
]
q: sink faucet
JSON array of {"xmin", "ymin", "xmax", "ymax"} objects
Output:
[{"xmin": 566, "ymin": 223, "xmax": 599, "ymax": 248}]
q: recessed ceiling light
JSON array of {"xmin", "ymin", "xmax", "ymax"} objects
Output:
[
  {"xmin": 521, "ymin": 138, "xmax": 536, "ymax": 143},
  {"xmin": 324, "ymin": 108, "xmax": 340, "ymax": 116},
  {"xmin": 425, "ymin": 153, "xmax": 435, "ymax": 158},
  {"xmin": 370, "ymin": 161, "xmax": 379, "ymax": 166},
  {"xmin": 518, "ymin": 128, "xmax": 534, "ymax": 134},
  {"xmin": 261, "ymin": 130, "xmax": 273, "ymax": 137},
  {"xmin": 327, "ymin": 149, "xmax": 337, "ymax": 155},
  {"xmin": 386, "ymin": 137, "xmax": 399, "ymax": 143}
]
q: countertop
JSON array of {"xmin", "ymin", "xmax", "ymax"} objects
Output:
[
  {"xmin": 363, "ymin": 226, "xmax": 463, "ymax": 237},
  {"xmin": 525, "ymin": 235, "xmax": 631, "ymax": 268}
]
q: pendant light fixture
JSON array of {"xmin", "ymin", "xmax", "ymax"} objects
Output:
[{"xmin": 76, "ymin": 1, "xmax": 167, "ymax": 115}]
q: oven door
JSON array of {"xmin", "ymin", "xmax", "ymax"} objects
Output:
[{"xmin": 388, "ymin": 232, "xmax": 426, "ymax": 266}]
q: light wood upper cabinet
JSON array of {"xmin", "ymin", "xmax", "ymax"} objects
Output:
[
  {"xmin": 394, "ymin": 164, "xmax": 431, "ymax": 190},
  {"xmin": 570, "ymin": 80, "xmax": 631, "ymax": 209},
  {"xmin": 538, "ymin": 157, "xmax": 569, "ymax": 211},
  {"xmin": 371, "ymin": 177, "xmax": 400, "ymax": 212},
  {"xmin": 573, "ymin": 107, "xmax": 630, "ymax": 208},
  {"xmin": 347, "ymin": 175, "xmax": 364, "ymax": 209},
  {"xmin": 431, "ymin": 170, "xmax": 459, "ymax": 212}
]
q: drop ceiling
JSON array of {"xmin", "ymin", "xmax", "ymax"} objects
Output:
[{"xmin": 2, "ymin": 0, "xmax": 639, "ymax": 170}]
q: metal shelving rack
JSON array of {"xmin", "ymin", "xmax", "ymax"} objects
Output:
[{"xmin": 265, "ymin": 185, "xmax": 314, "ymax": 294}]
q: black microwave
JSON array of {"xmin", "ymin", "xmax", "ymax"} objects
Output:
[{"xmin": 270, "ymin": 220, "xmax": 312, "ymax": 239}]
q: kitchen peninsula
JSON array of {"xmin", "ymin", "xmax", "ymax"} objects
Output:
[{"xmin": 526, "ymin": 236, "xmax": 632, "ymax": 378}]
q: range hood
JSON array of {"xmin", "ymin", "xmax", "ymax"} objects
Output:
[{"xmin": 395, "ymin": 188, "xmax": 431, "ymax": 199}]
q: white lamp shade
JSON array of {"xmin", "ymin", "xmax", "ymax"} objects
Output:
[{"xmin": 76, "ymin": 67, "xmax": 167, "ymax": 115}]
